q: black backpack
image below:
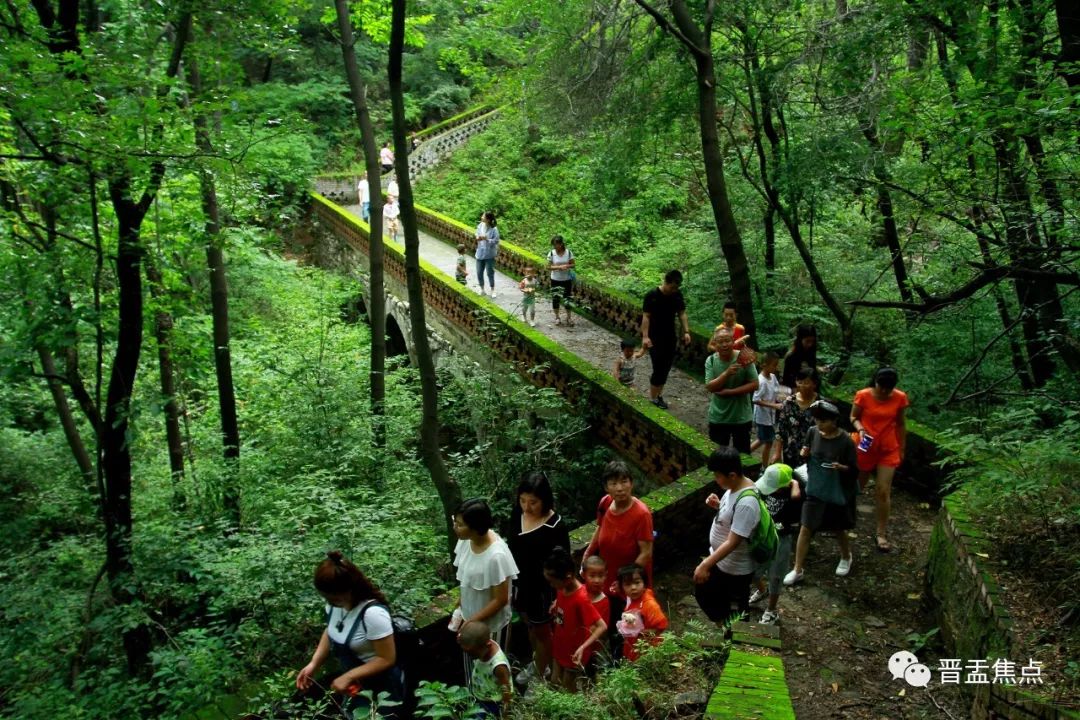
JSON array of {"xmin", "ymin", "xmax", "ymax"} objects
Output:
[{"xmin": 358, "ymin": 602, "xmax": 420, "ymax": 712}]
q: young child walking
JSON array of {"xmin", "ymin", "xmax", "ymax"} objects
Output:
[
  {"xmin": 458, "ymin": 620, "xmax": 513, "ymax": 717},
  {"xmin": 543, "ymin": 548, "xmax": 607, "ymax": 692},
  {"xmin": 751, "ymin": 351, "xmax": 783, "ymax": 464},
  {"xmin": 581, "ymin": 555, "xmax": 611, "ymax": 671},
  {"xmin": 613, "ymin": 338, "xmax": 647, "ymax": 387},
  {"xmin": 616, "ymin": 564, "xmax": 668, "ymax": 662},
  {"xmin": 784, "ymin": 401, "xmax": 859, "ymax": 586},
  {"xmin": 519, "ymin": 268, "xmax": 538, "ymax": 326},
  {"xmin": 455, "ymin": 244, "xmax": 468, "ymax": 285},
  {"xmin": 748, "ymin": 463, "xmax": 804, "ymax": 624}
]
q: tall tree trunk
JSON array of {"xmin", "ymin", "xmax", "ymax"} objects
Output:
[
  {"xmin": 188, "ymin": 54, "xmax": 241, "ymax": 520},
  {"xmin": 763, "ymin": 205, "xmax": 775, "ymax": 275},
  {"xmin": 144, "ymin": 254, "xmax": 186, "ymax": 509},
  {"xmin": 690, "ymin": 42, "xmax": 756, "ymax": 340},
  {"xmin": 634, "ymin": 0, "xmax": 757, "ymax": 339},
  {"xmin": 862, "ymin": 125, "xmax": 914, "ymax": 305},
  {"xmin": 103, "ymin": 183, "xmax": 153, "ymax": 675},
  {"xmin": 1055, "ymin": 0, "xmax": 1080, "ymax": 89},
  {"xmin": 389, "ymin": 0, "xmax": 462, "ymax": 552},
  {"xmin": 333, "ymin": 0, "xmax": 387, "ymax": 462},
  {"xmin": 36, "ymin": 345, "xmax": 95, "ymax": 491},
  {"xmin": 935, "ymin": 32, "xmax": 1035, "ymax": 389}
]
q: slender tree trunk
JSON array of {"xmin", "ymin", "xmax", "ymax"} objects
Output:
[
  {"xmin": 36, "ymin": 345, "xmax": 95, "ymax": 490},
  {"xmin": 763, "ymin": 205, "xmax": 775, "ymax": 275},
  {"xmin": 862, "ymin": 125, "xmax": 914, "ymax": 305},
  {"xmin": 1056, "ymin": 0, "xmax": 1080, "ymax": 89},
  {"xmin": 333, "ymin": 0, "xmax": 387, "ymax": 461},
  {"xmin": 389, "ymin": 0, "xmax": 462, "ymax": 552},
  {"xmin": 188, "ymin": 54, "xmax": 241, "ymax": 520},
  {"xmin": 144, "ymin": 254, "xmax": 186, "ymax": 509},
  {"xmin": 935, "ymin": 32, "xmax": 1035, "ymax": 389},
  {"xmin": 103, "ymin": 183, "xmax": 153, "ymax": 675},
  {"xmin": 691, "ymin": 49, "xmax": 756, "ymax": 340}
]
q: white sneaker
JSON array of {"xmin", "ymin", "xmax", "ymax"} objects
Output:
[
  {"xmin": 760, "ymin": 610, "xmax": 779, "ymax": 625},
  {"xmin": 515, "ymin": 662, "xmax": 535, "ymax": 686},
  {"xmin": 529, "ymin": 320, "xmax": 536, "ymax": 327},
  {"xmin": 783, "ymin": 569, "xmax": 804, "ymax": 586},
  {"xmin": 748, "ymin": 588, "xmax": 768, "ymax": 605},
  {"xmin": 473, "ymin": 285, "xmax": 484, "ymax": 294},
  {"xmin": 489, "ymin": 289, "xmax": 497, "ymax": 298},
  {"xmin": 835, "ymin": 556, "xmax": 853, "ymax": 577}
]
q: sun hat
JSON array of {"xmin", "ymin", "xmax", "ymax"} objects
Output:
[{"xmin": 756, "ymin": 463, "xmax": 793, "ymax": 496}]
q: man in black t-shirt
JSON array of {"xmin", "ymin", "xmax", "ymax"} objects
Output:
[{"xmin": 641, "ymin": 270, "xmax": 691, "ymax": 410}]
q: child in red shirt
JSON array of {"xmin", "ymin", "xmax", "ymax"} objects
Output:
[
  {"xmin": 581, "ymin": 555, "xmax": 611, "ymax": 670},
  {"xmin": 544, "ymin": 548, "xmax": 607, "ymax": 692},
  {"xmin": 617, "ymin": 564, "xmax": 668, "ymax": 661}
]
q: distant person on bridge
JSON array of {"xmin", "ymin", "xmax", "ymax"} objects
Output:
[
  {"xmin": 455, "ymin": 244, "xmax": 468, "ymax": 285},
  {"xmin": 380, "ymin": 142, "xmax": 394, "ymax": 175},
  {"xmin": 383, "ymin": 198, "xmax": 400, "ymax": 243},
  {"xmin": 386, "ymin": 176, "xmax": 399, "ymax": 204},
  {"xmin": 641, "ymin": 270, "xmax": 691, "ymax": 410},
  {"xmin": 357, "ymin": 174, "xmax": 371, "ymax": 222},
  {"xmin": 614, "ymin": 337, "xmax": 647, "ymax": 387},
  {"xmin": 474, "ymin": 211, "xmax": 500, "ymax": 297},
  {"xmin": 518, "ymin": 267, "xmax": 538, "ymax": 326},
  {"xmin": 851, "ymin": 367, "xmax": 908, "ymax": 554},
  {"xmin": 547, "ymin": 234, "xmax": 576, "ymax": 326}
]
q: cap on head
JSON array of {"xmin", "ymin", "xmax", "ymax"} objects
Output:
[
  {"xmin": 809, "ymin": 399, "xmax": 840, "ymax": 420},
  {"xmin": 755, "ymin": 464, "xmax": 793, "ymax": 496}
]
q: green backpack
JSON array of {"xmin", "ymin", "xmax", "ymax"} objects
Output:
[{"xmin": 734, "ymin": 488, "xmax": 780, "ymax": 565}]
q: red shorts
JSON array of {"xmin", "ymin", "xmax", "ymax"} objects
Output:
[{"xmin": 852, "ymin": 431, "xmax": 902, "ymax": 472}]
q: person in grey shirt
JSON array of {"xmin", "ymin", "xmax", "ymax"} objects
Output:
[{"xmin": 693, "ymin": 447, "xmax": 761, "ymax": 622}]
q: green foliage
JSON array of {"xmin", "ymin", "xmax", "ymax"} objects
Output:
[
  {"xmin": 511, "ymin": 625, "xmax": 724, "ymax": 720},
  {"xmin": 414, "ymin": 681, "xmax": 486, "ymax": 720}
]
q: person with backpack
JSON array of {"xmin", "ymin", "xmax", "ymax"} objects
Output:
[
  {"xmin": 693, "ymin": 447, "xmax": 774, "ymax": 624},
  {"xmin": 547, "ymin": 235, "xmax": 576, "ymax": 326},
  {"xmin": 296, "ymin": 551, "xmax": 405, "ymax": 717}
]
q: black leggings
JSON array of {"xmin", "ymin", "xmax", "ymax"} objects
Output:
[
  {"xmin": 648, "ymin": 343, "xmax": 676, "ymax": 387},
  {"xmin": 551, "ymin": 279, "xmax": 573, "ymax": 311},
  {"xmin": 709, "ymin": 422, "xmax": 753, "ymax": 455},
  {"xmin": 694, "ymin": 565, "xmax": 753, "ymax": 623}
]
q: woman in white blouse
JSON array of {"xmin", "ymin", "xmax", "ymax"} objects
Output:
[{"xmin": 452, "ymin": 498, "xmax": 519, "ymax": 682}]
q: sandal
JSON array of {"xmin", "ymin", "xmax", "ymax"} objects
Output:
[
  {"xmin": 566, "ymin": 317, "xmax": 575, "ymax": 327},
  {"xmin": 876, "ymin": 537, "xmax": 893, "ymax": 553},
  {"xmin": 555, "ymin": 318, "xmax": 563, "ymax": 326}
]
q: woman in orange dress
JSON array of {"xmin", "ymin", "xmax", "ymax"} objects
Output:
[{"xmin": 850, "ymin": 367, "xmax": 908, "ymax": 553}]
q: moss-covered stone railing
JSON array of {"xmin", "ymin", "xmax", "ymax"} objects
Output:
[
  {"xmin": 311, "ymin": 192, "xmax": 715, "ymax": 485},
  {"xmin": 412, "ymin": 105, "xmax": 495, "ymax": 142},
  {"xmin": 411, "ymin": 202, "xmax": 715, "ymax": 374},
  {"xmin": 927, "ymin": 490, "xmax": 1078, "ymax": 720}
]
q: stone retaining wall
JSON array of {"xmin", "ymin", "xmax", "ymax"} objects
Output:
[{"xmin": 927, "ymin": 492, "xmax": 1078, "ymax": 719}]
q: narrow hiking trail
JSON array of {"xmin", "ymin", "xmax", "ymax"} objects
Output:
[{"xmin": 337, "ymin": 198, "xmax": 967, "ymax": 719}]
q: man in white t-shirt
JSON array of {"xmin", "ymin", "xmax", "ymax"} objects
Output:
[
  {"xmin": 693, "ymin": 446, "xmax": 761, "ymax": 623},
  {"xmin": 357, "ymin": 175, "xmax": 370, "ymax": 221}
]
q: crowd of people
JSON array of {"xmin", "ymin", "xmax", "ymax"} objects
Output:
[
  {"xmin": 293, "ymin": 352, "xmax": 908, "ymax": 716},
  {"xmin": 317, "ymin": 185, "xmax": 915, "ymax": 715}
]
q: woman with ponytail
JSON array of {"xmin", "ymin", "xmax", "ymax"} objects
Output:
[{"xmin": 296, "ymin": 551, "xmax": 403, "ymax": 716}]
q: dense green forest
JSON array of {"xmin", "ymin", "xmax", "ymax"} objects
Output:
[{"xmin": 1, "ymin": 0, "xmax": 1077, "ymax": 717}]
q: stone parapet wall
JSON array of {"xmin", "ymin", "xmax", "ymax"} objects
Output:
[
  {"xmin": 927, "ymin": 493, "xmax": 1078, "ymax": 719},
  {"xmin": 312, "ymin": 193, "xmax": 716, "ymax": 486}
]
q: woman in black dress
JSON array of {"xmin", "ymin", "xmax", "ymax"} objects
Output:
[{"xmin": 507, "ymin": 471, "xmax": 570, "ymax": 686}]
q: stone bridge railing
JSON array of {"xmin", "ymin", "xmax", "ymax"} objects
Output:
[
  {"xmin": 413, "ymin": 204, "xmax": 716, "ymax": 375},
  {"xmin": 310, "ymin": 193, "xmax": 717, "ymax": 486},
  {"xmin": 408, "ymin": 107, "xmax": 499, "ymax": 181}
]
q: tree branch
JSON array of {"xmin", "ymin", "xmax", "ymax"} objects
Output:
[{"xmin": 632, "ymin": 0, "xmax": 708, "ymax": 58}]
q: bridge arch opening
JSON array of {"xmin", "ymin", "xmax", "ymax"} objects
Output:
[{"xmin": 385, "ymin": 314, "xmax": 410, "ymax": 363}]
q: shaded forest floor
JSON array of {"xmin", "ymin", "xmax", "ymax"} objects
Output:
[{"xmin": 654, "ymin": 489, "xmax": 970, "ymax": 719}]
